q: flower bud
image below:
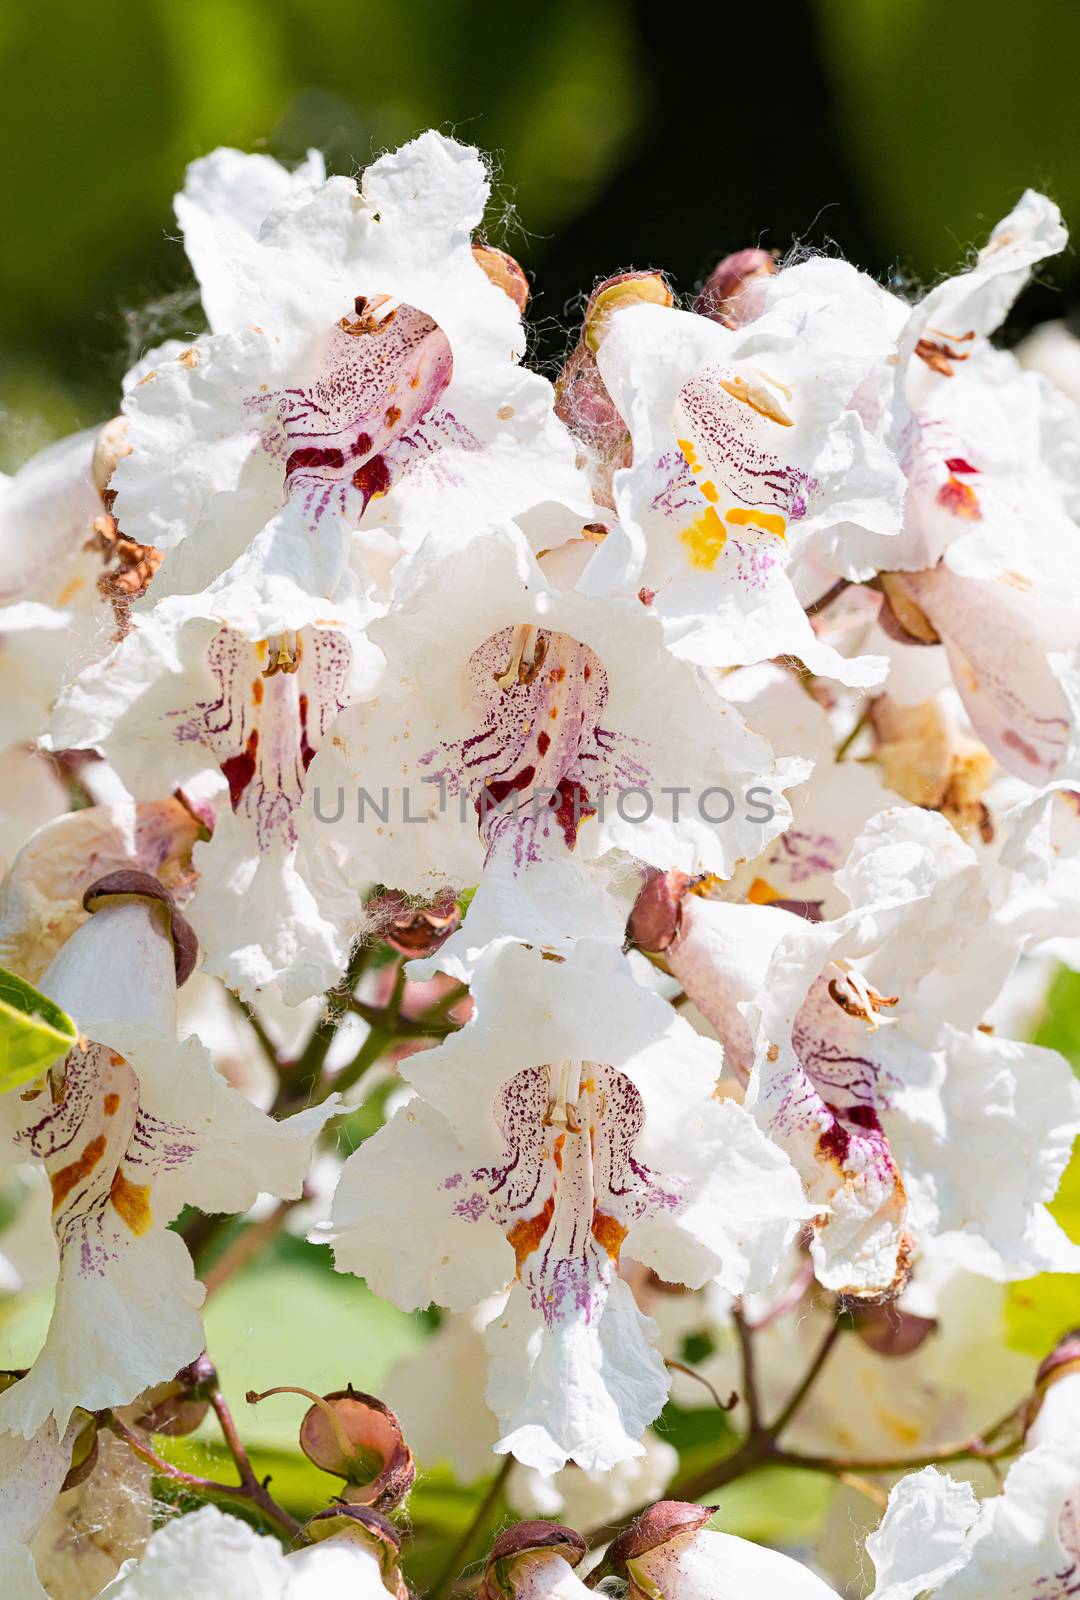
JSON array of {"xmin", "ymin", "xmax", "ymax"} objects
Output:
[
  {"xmin": 472, "ymin": 243, "xmax": 530, "ymax": 313},
  {"xmin": 478, "ymin": 1521, "xmax": 587, "ymax": 1599},
  {"xmin": 608, "ymin": 1500, "xmax": 715, "ymax": 1568},
  {"xmin": 251, "ymin": 1385, "xmax": 415, "ymax": 1512},
  {"xmin": 877, "ymin": 573, "xmax": 942, "ymax": 646},
  {"xmin": 367, "ymin": 889, "xmax": 461, "ymax": 958},
  {"xmin": 583, "ymin": 270, "xmax": 673, "ymax": 355},
  {"xmin": 627, "ymin": 868, "xmax": 697, "ymax": 954},
  {"xmin": 851, "ymin": 1302, "xmax": 937, "ymax": 1358},
  {"xmin": 694, "ymin": 248, "xmax": 776, "ymax": 327},
  {"xmin": 59, "ymin": 1409, "xmax": 100, "ymax": 1492},
  {"xmin": 82, "ymin": 871, "xmax": 198, "ymax": 986},
  {"xmin": 130, "ymin": 1370, "xmax": 211, "ymax": 1437},
  {"xmin": 555, "ymin": 272, "xmax": 672, "ymax": 507},
  {"xmin": 39, "ymin": 886, "xmax": 180, "ymax": 1037},
  {"xmin": 303, "ymin": 1504, "xmax": 406, "ymax": 1596}
]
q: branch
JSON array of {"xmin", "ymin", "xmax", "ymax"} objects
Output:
[{"xmin": 428, "ymin": 1454, "xmax": 514, "ymax": 1600}]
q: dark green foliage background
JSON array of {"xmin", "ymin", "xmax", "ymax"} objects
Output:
[{"xmin": 4, "ymin": 0, "xmax": 1080, "ymax": 469}]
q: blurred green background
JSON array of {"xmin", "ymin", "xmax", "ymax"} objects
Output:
[{"xmin": 4, "ymin": 0, "xmax": 1080, "ymax": 472}]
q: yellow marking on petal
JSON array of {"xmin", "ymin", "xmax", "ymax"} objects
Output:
[
  {"xmin": 725, "ymin": 506, "xmax": 787, "ymax": 540},
  {"xmin": 746, "ymin": 876, "xmax": 782, "ymax": 905},
  {"xmin": 679, "ymin": 504, "xmax": 728, "ymax": 569},
  {"xmin": 676, "ymin": 437, "xmax": 702, "ymax": 474},
  {"xmin": 56, "ymin": 576, "xmax": 86, "ymax": 607},
  {"xmin": 103, "ymin": 1093, "xmax": 121, "ymax": 1116},
  {"xmin": 700, "ymin": 479, "xmax": 720, "ymax": 503},
  {"xmin": 719, "ymin": 372, "xmax": 794, "ymax": 425},
  {"xmin": 110, "ymin": 1170, "xmax": 153, "ymax": 1235}
]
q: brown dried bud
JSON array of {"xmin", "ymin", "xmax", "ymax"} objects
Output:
[
  {"xmin": 473, "ymin": 243, "xmax": 530, "ymax": 313},
  {"xmin": 251, "ymin": 1385, "xmax": 414, "ymax": 1513},
  {"xmin": 608, "ymin": 1501, "xmax": 716, "ymax": 1572},
  {"xmin": 851, "ymin": 1302, "xmax": 937, "ymax": 1358},
  {"xmin": 695, "ymin": 248, "xmax": 777, "ymax": 327},
  {"xmin": 60, "ymin": 1409, "xmax": 100, "ymax": 1492},
  {"xmin": 367, "ymin": 889, "xmax": 461, "ymax": 958},
  {"xmin": 627, "ymin": 868, "xmax": 697, "ymax": 954},
  {"xmin": 478, "ymin": 1521, "xmax": 587, "ymax": 1599},
  {"xmin": 82, "ymin": 870, "xmax": 198, "ymax": 986}
]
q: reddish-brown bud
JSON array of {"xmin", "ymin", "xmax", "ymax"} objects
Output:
[
  {"xmin": 627, "ymin": 868, "xmax": 697, "ymax": 954},
  {"xmin": 851, "ymin": 1302, "xmax": 937, "ymax": 1358},
  {"xmin": 694, "ymin": 247, "xmax": 777, "ymax": 327},
  {"xmin": 478, "ymin": 1521, "xmax": 587, "ymax": 1599},
  {"xmin": 472, "ymin": 243, "xmax": 530, "ymax": 313},
  {"xmin": 250, "ymin": 1385, "xmax": 414, "ymax": 1513},
  {"xmin": 608, "ymin": 1501, "xmax": 715, "ymax": 1572},
  {"xmin": 82, "ymin": 870, "xmax": 198, "ymax": 986}
]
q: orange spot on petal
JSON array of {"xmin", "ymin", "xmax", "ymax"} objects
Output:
[{"xmin": 50, "ymin": 1134, "xmax": 108, "ymax": 1211}]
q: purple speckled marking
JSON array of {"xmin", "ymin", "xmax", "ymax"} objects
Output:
[
  {"xmin": 766, "ymin": 828, "xmax": 843, "ymax": 889},
  {"xmin": 764, "ymin": 973, "xmax": 906, "ymax": 1260},
  {"xmin": 249, "ymin": 301, "xmax": 477, "ymax": 526},
  {"xmin": 12, "ymin": 1042, "xmax": 197, "ymax": 1286},
  {"xmin": 170, "ymin": 626, "xmax": 350, "ymax": 850},
  {"xmin": 421, "ymin": 627, "xmax": 648, "ymax": 868},
  {"xmin": 438, "ymin": 1063, "xmax": 682, "ymax": 1330},
  {"xmin": 677, "ymin": 364, "xmax": 816, "ymax": 523}
]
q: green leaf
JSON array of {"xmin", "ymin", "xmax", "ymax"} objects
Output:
[
  {"xmin": 0, "ymin": 966, "xmax": 77, "ymax": 1093},
  {"xmin": 1005, "ymin": 1143, "xmax": 1080, "ymax": 1357}
]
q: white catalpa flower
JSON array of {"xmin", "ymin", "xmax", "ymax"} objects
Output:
[
  {"xmin": 324, "ymin": 940, "xmax": 811, "ymax": 1473},
  {"xmin": 9, "ymin": 1502, "xmax": 404, "ymax": 1600},
  {"xmin": 110, "ymin": 133, "xmax": 585, "ymax": 608},
  {"xmin": 576, "ymin": 263, "xmax": 905, "ymax": 682},
  {"xmin": 0, "ymin": 799, "xmax": 200, "ymax": 985},
  {"xmin": 384, "ymin": 1293, "xmax": 678, "ymax": 1521},
  {"xmin": 0, "ymin": 1416, "xmax": 85, "ymax": 1600},
  {"xmin": 53, "ymin": 588, "xmax": 379, "ymax": 1000},
  {"xmin": 300, "ymin": 523, "xmax": 804, "ymax": 951},
  {"xmin": 853, "ymin": 193, "xmax": 1080, "ymax": 785},
  {"xmin": 0, "ymin": 421, "xmax": 130, "ymax": 753},
  {"xmin": 868, "ymin": 1367, "xmax": 1080, "ymax": 1598},
  {"xmin": 0, "ymin": 878, "xmax": 334, "ymax": 1437},
  {"xmin": 601, "ymin": 1502, "xmax": 848, "ymax": 1599},
  {"xmin": 641, "ymin": 806, "xmax": 1080, "ymax": 1298}
]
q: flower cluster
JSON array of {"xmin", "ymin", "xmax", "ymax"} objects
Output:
[{"xmin": 2, "ymin": 130, "xmax": 1080, "ymax": 1594}]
